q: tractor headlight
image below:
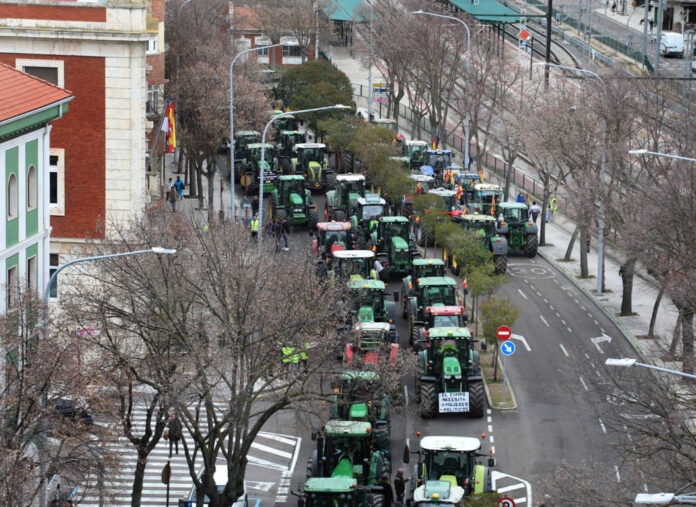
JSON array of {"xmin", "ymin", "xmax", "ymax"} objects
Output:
[
  {"xmin": 455, "ymin": 375, "xmax": 462, "ymax": 380},
  {"xmin": 444, "ymin": 375, "xmax": 452, "ymax": 380}
]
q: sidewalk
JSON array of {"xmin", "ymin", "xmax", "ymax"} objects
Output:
[
  {"xmin": 594, "ymin": 7, "xmax": 657, "ymax": 36},
  {"xmin": 327, "ymin": 41, "xmax": 681, "ymax": 370}
]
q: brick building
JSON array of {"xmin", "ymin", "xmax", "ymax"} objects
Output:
[{"xmin": 0, "ymin": 0, "xmax": 153, "ymax": 288}]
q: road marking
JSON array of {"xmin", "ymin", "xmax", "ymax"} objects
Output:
[
  {"xmin": 529, "ymin": 283, "xmax": 535, "ymax": 290},
  {"xmin": 535, "ymin": 291, "xmax": 542, "ymax": 297},
  {"xmin": 549, "ymin": 305, "xmax": 554, "ymax": 311},
  {"xmin": 517, "ymin": 288, "xmax": 528, "ymax": 300},
  {"xmin": 289, "ymin": 438, "xmax": 302, "ymax": 474},
  {"xmin": 593, "ymin": 319, "xmax": 599, "ymax": 326},
  {"xmin": 559, "ymin": 344, "xmax": 569, "ymax": 357},
  {"xmin": 489, "ymin": 435, "xmax": 494, "ymax": 443},
  {"xmin": 510, "ymin": 333, "xmax": 531, "ymax": 351},
  {"xmin": 553, "ymin": 279, "xmax": 559, "ymax": 284},
  {"xmin": 251, "ymin": 442, "xmax": 293, "ymax": 459},
  {"xmin": 567, "ymin": 327, "xmax": 572, "ymax": 333},
  {"xmin": 555, "ymin": 312, "xmax": 561, "ymax": 318},
  {"xmin": 587, "ymin": 312, "xmax": 593, "ymax": 318},
  {"xmin": 404, "ymin": 385, "xmax": 409, "ymax": 406},
  {"xmin": 491, "ymin": 446, "xmax": 495, "ymax": 454},
  {"xmin": 259, "ymin": 432, "xmax": 297, "ymax": 446},
  {"xmin": 561, "ymin": 319, "xmax": 566, "ymax": 325},
  {"xmin": 487, "ymin": 409, "xmax": 492, "ymax": 415},
  {"xmin": 591, "ymin": 334, "xmax": 612, "ymax": 353},
  {"xmin": 498, "ymin": 483, "xmax": 525, "ymax": 493},
  {"xmin": 246, "ymin": 481, "xmax": 275, "ymax": 492},
  {"xmin": 584, "ymin": 353, "xmax": 590, "ymax": 359},
  {"xmin": 487, "ymin": 416, "xmax": 492, "ymax": 423},
  {"xmin": 523, "ymin": 279, "xmax": 529, "ymax": 284},
  {"xmin": 614, "ymin": 465, "xmax": 621, "ymax": 482},
  {"xmin": 530, "ymin": 258, "xmax": 536, "ymax": 264},
  {"xmin": 539, "ymin": 315, "xmax": 550, "ymax": 327},
  {"xmin": 579, "ymin": 376, "xmax": 588, "ymax": 391},
  {"xmin": 601, "ymin": 327, "xmax": 606, "ymax": 334},
  {"xmin": 598, "ymin": 418, "xmax": 607, "ymax": 433},
  {"xmin": 247, "ymin": 455, "xmax": 288, "ymax": 471},
  {"xmin": 488, "ymin": 425, "xmax": 493, "ymax": 433},
  {"xmin": 643, "ymin": 483, "xmax": 649, "ymax": 492},
  {"xmin": 581, "ymin": 305, "xmax": 586, "ymax": 311},
  {"xmin": 574, "ymin": 298, "xmax": 580, "ymax": 304},
  {"xmin": 543, "ymin": 298, "xmax": 548, "ymax": 304}
]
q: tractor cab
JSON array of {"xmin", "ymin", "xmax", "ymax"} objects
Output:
[
  {"xmin": 313, "ymin": 222, "xmax": 354, "ymax": 258},
  {"xmin": 331, "ymin": 250, "xmax": 375, "ymax": 282},
  {"xmin": 243, "ymin": 143, "xmax": 279, "ymax": 193},
  {"xmin": 372, "ymin": 216, "xmax": 419, "ymax": 278},
  {"xmin": 459, "ymin": 173, "xmax": 481, "ymax": 203},
  {"xmin": 496, "ymin": 202, "xmax": 538, "ymax": 258},
  {"xmin": 299, "ymin": 477, "xmax": 358, "ymax": 507},
  {"xmin": 449, "ymin": 214, "xmax": 508, "ymax": 274},
  {"xmin": 345, "ymin": 322, "xmax": 398, "ymax": 369},
  {"xmin": 294, "ymin": 143, "xmax": 334, "ymax": 191},
  {"xmin": 346, "ymin": 279, "xmax": 392, "ymax": 324},
  {"xmin": 406, "ymin": 277, "xmax": 460, "ymax": 345},
  {"xmin": 414, "ymin": 436, "xmax": 492, "ymax": 494},
  {"xmin": 402, "ymin": 174, "xmax": 435, "ymax": 218},
  {"xmin": 423, "ymin": 306, "xmax": 468, "ymax": 332},
  {"xmin": 327, "ymin": 174, "xmax": 366, "ymax": 222},
  {"xmin": 277, "ymin": 130, "xmax": 306, "ymax": 170},
  {"xmin": 404, "ymin": 140, "xmax": 428, "ymax": 169},
  {"xmin": 270, "ymin": 175, "xmax": 319, "ymax": 228},
  {"xmin": 272, "ymin": 112, "xmax": 299, "ymax": 136},
  {"xmin": 234, "ymin": 130, "xmax": 261, "ymax": 160},
  {"xmin": 331, "ymin": 370, "xmax": 390, "ymax": 425},
  {"xmin": 412, "ymin": 480, "xmax": 465, "ymax": 506},
  {"xmin": 471, "ymin": 183, "xmax": 503, "ymax": 216},
  {"xmin": 351, "ymin": 195, "xmax": 387, "ymax": 246},
  {"xmin": 427, "ymin": 188, "xmax": 461, "ymax": 213},
  {"xmin": 421, "ymin": 150, "xmax": 454, "ymax": 181},
  {"xmin": 369, "ymin": 117, "xmax": 398, "ymax": 132}
]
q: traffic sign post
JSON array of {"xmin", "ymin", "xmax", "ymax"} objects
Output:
[
  {"xmin": 498, "ymin": 327, "xmax": 514, "ymax": 404},
  {"xmin": 496, "ymin": 325, "xmax": 511, "ymax": 341},
  {"xmin": 499, "ymin": 497, "xmax": 516, "ymax": 507}
]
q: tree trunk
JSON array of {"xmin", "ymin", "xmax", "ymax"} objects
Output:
[
  {"xmin": 131, "ymin": 448, "xmax": 148, "ymax": 507},
  {"xmin": 196, "ymin": 163, "xmax": 204, "ymax": 210},
  {"xmin": 188, "ymin": 158, "xmax": 197, "ymax": 198},
  {"xmin": 503, "ymin": 160, "xmax": 515, "ymax": 202},
  {"xmin": 177, "ymin": 150, "xmax": 183, "ymax": 174},
  {"xmin": 579, "ymin": 227, "xmax": 589, "ymax": 278},
  {"xmin": 564, "ymin": 227, "xmax": 578, "ymax": 261},
  {"xmin": 540, "ymin": 191, "xmax": 550, "ymax": 246},
  {"xmin": 647, "ymin": 287, "xmax": 663, "ymax": 338},
  {"xmin": 670, "ymin": 311, "xmax": 682, "ymax": 356},
  {"xmin": 681, "ymin": 308, "xmax": 695, "ymax": 376},
  {"xmin": 620, "ymin": 257, "xmax": 636, "ymax": 316}
]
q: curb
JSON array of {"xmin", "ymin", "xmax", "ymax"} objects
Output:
[
  {"xmin": 482, "ymin": 352, "xmax": 518, "ymax": 411},
  {"xmin": 537, "ymin": 249, "xmax": 648, "ymax": 362}
]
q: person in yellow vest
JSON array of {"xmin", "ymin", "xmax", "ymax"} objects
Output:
[
  {"xmin": 282, "ymin": 344, "xmax": 310, "ymax": 371},
  {"xmin": 250, "ymin": 214, "xmax": 259, "ymax": 241}
]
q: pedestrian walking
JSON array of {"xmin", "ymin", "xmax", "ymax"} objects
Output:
[
  {"xmin": 251, "ymin": 195, "xmax": 260, "ymax": 216},
  {"xmin": 394, "ymin": 469, "xmax": 409, "ymax": 506},
  {"xmin": 529, "ymin": 201, "xmax": 541, "ymax": 223},
  {"xmin": 167, "ymin": 177, "xmax": 174, "ymax": 192},
  {"xmin": 174, "ymin": 176, "xmax": 185, "ymax": 200},
  {"xmin": 167, "ymin": 413, "xmax": 182, "ymax": 458},
  {"xmin": 281, "ymin": 217, "xmax": 291, "ymax": 251},
  {"xmin": 611, "ymin": 1, "xmax": 616, "ymax": 13},
  {"xmin": 649, "ymin": 18, "xmax": 654, "ymax": 32},
  {"xmin": 250, "ymin": 214, "xmax": 259, "ymax": 241},
  {"xmin": 379, "ymin": 473, "xmax": 394, "ymax": 507},
  {"xmin": 168, "ymin": 185, "xmax": 177, "ymax": 212},
  {"xmin": 546, "ymin": 204, "xmax": 552, "ymax": 223},
  {"xmin": 516, "ymin": 192, "xmax": 525, "ymax": 203}
]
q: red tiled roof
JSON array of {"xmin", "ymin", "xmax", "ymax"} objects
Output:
[
  {"xmin": 0, "ymin": 62, "xmax": 73, "ymax": 124},
  {"xmin": 232, "ymin": 6, "xmax": 263, "ymax": 31}
]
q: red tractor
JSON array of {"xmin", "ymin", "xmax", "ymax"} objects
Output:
[
  {"xmin": 345, "ymin": 322, "xmax": 399, "ymax": 369},
  {"xmin": 311, "ymin": 221, "xmax": 355, "ymax": 259},
  {"xmin": 413, "ymin": 305, "xmax": 469, "ymax": 350}
]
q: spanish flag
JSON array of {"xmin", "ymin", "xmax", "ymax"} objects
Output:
[
  {"xmin": 432, "ymin": 136, "xmax": 439, "ymax": 149},
  {"xmin": 164, "ymin": 103, "xmax": 176, "ymax": 153},
  {"xmin": 478, "ymin": 167, "xmax": 484, "ymax": 183},
  {"xmin": 525, "ymin": 193, "xmax": 530, "ymax": 206},
  {"xmin": 456, "ymin": 184, "xmax": 463, "ymax": 200}
]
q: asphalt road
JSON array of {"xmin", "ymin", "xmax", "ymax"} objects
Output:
[{"xmin": 239, "ymin": 187, "xmax": 637, "ymax": 504}]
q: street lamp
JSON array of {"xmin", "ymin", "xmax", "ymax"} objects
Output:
[
  {"xmin": 413, "ymin": 10, "xmax": 471, "ymax": 169},
  {"xmin": 257, "ymin": 105, "xmax": 351, "ymax": 243},
  {"xmin": 605, "ymin": 358, "xmax": 696, "ymax": 380},
  {"xmin": 38, "ymin": 247, "xmax": 176, "ymax": 507},
  {"xmin": 534, "ymin": 62, "xmax": 607, "ymax": 296},
  {"xmin": 629, "ymin": 149, "xmax": 696, "ymax": 163},
  {"xmin": 229, "ymin": 43, "xmax": 282, "ymax": 224},
  {"xmin": 635, "ymin": 492, "xmax": 696, "ymax": 504}
]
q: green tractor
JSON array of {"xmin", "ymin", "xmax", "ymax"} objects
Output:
[
  {"xmin": 350, "ymin": 195, "xmax": 388, "ymax": 248},
  {"xmin": 293, "ymin": 143, "xmax": 336, "ymax": 191},
  {"xmin": 400, "ymin": 258, "xmax": 447, "ymax": 315},
  {"xmin": 330, "ymin": 370, "xmax": 390, "ymax": 425},
  {"xmin": 405, "ymin": 277, "xmax": 462, "ymax": 345},
  {"xmin": 371, "ymin": 216, "xmax": 420, "ymax": 280},
  {"xmin": 303, "ymin": 420, "xmax": 390, "ymax": 507},
  {"xmin": 326, "ymin": 174, "xmax": 367, "ymax": 222},
  {"xmin": 240, "ymin": 143, "xmax": 279, "ymax": 194},
  {"xmin": 346, "ymin": 279, "xmax": 396, "ymax": 324},
  {"xmin": 277, "ymin": 130, "xmax": 307, "ymax": 173},
  {"xmin": 268, "ymin": 175, "xmax": 319, "ymax": 228},
  {"xmin": 331, "ymin": 250, "xmax": 376, "ymax": 283},
  {"xmin": 469, "ymin": 183, "xmax": 503, "ymax": 216},
  {"xmin": 448, "ymin": 214, "xmax": 508, "ymax": 275},
  {"xmin": 272, "ymin": 111, "xmax": 300, "ymax": 139},
  {"xmin": 403, "ymin": 140, "xmax": 428, "ymax": 170},
  {"xmin": 231, "ymin": 130, "xmax": 260, "ymax": 182},
  {"xmin": 404, "ymin": 435, "xmax": 496, "ymax": 500},
  {"xmin": 496, "ymin": 202, "xmax": 538, "ymax": 258},
  {"xmin": 415, "ymin": 327, "xmax": 485, "ymax": 418}
]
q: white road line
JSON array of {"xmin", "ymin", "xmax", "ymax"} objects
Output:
[
  {"xmin": 574, "ymin": 298, "xmax": 580, "ymax": 304},
  {"xmin": 498, "ymin": 484, "xmax": 525, "ymax": 493},
  {"xmin": 561, "ymin": 319, "xmax": 566, "ymax": 325},
  {"xmin": 250, "ymin": 442, "xmax": 292, "ymax": 459},
  {"xmin": 555, "ymin": 312, "xmax": 561, "ymax": 318},
  {"xmin": 404, "ymin": 385, "xmax": 409, "ymax": 406},
  {"xmin": 593, "ymin": 319, "xmax": 599, "ymax": 326},
  {"xmin": 587, "ymin": 312, "xmax": 593, "ymax": 318},
  {"xmin": 601, "ymin": 327, "xmax": 606, "ymax": 333},
  {"xmin": 488, "ymin": 425, "xmax": 493, "ymax": 433},
  {"xmin": 487, "ymin": 409, "xmax": 492, "ymax": 415},
  {"xmin": 595, "ymin": 369, "xmax": 603, "ymax": 378},
  {"xmin": 523, "ymin": 279, "xmax": 529, "ymax": 284},
  {"xmin": 489, "ymin": 435, "xmax": 494, "ymax": 443},
  {"xmin": 530, "ymin": 258, "xmax": 536, "ymax": 264},
  {"xmin": 539, "ymin": 315, "xmax": 550, "ymax": 327},
  {"xmin": 643, "ymin": 483, "xmax": 649, "ymax": 492},
  {"xmin": 543, "ymin": 298, "xmax": 548, "ymax": 304},
  {"xmin": 487, "ymin": 416, "xmax": 492, "ymax": 423},
  {"xmin": 581, "ymin": 305, "xmax": 586, "ymax": 311},
  {"xmin": 247, "ymin": 455, "xmax": 288, "ymax": 471},
  {"xmin": 535, "ymin": 291, "xmax": 542, "ymax": 297},
  {"xmin": 579, "ymin": 376, "xmax": 588, "ymax": 391},
  {"xmin": 258, "ymin": 432, "xmax": 297, "ymax": 446},
  {"xmin": 553, "ymin": 279, "xmax": 559, "ymax": 284},
  {"xmin": 288, "ymin": 437, "xmax": 302, "ymax": 474},
  {"xmin": 614, "ymin": 465, "xmax": 621, "ymax": 482},
  {"xmin": 529, "ymin": 284, "xmax": 535, "ymax": 290},
  {"xmin": 584, "ymin": 353, "xmax": 590, "ymax": 359},
  {"xmin": 598, "ymin": 418, "xmax": 607, "ymax": 433},
  {"xmin": 549, "ymin": 305, "xmax": 554, "ymax": 311},
  {"xmin": 491, "ymin": 446, "xmax": 495, "ymax": 454},
  {"xmin": 517, "ymin": 288, "xmax": 528, "ymax": 300},
  {"xmin": 559, "ymin": 344, "xmax": 569, "ymax": 357},
  {"xmin": 566, "ymin": 327, "xmax": 572, "ymax": 333}
]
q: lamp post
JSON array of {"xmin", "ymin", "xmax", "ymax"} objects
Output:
[
  {"xmin": 38, "ymin": 247, "xmax": 176, "ymax": 507},
  {"xmin": 258, "ymin": 105, "xmax": 351, "ymax": 244},
  {"xmin": 605, "ymin": 358, "xmax": 696, "ymax": 380},
  {"xmin": 635, "ymin": 492, "xmax": 696, "ymax": 505},
  {"xmin": 229, "ymin": 44, "xmax": 282, "ymax": 224},
  {"xmin": 535, "ymin": 62, "xmax": 607, "ymax": 295},
  {"xmin": 629, "ymin": 149, "xmax": 696, "ymax": 163},
  {"xmin": 413, "ymin": 10, "xmax": 471, "ymax": 169}
]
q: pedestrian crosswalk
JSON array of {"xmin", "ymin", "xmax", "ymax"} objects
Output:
[{"xmin": 78, "ymin": 402, "xmax": 301, "ymax": 506}]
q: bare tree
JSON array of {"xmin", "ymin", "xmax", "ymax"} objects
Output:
[{"xmin": 257, "ymin": 0, "xmax": 326, "ymax": 63}]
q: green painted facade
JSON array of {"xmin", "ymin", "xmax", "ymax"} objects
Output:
[
  {"xmin": 25, "ymin": 139, "xmax": 38, "ymax": 237},
  {"xmin": 0, "ymin": 103, "xmax": 68, "ymax": 143},
  {"xmin": 5, "ymin": 147, "xmax": 18, "ymax": 249}
]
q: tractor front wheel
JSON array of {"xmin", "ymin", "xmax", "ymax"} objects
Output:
[
  {"xmin": 280, "ymin": 158, "xmax": 292, "ymax": 174},
  {"xmin": 526, "ymin": 234, "xmax": 538, "ymax": 258},
  {"xmin": 325, "ymin": 172, "xmax": 337, "ymax": 190},
  {"xmin": 371, "ymin": 493, "xmax": 384, "ymax": 507},
  {"xmin": 494, "ymin": 255, "xmax": 507, "ymax": 275},
  {"xmin": 307, "ymin": 208, "xmax": 319, "ymax": 230},
  {"xmin": 420, "ymin": 382, "xmax": 437, "ymax": 419},
  {"xmin": 273, "ymin": 206, "xmax": 288, "ymax": 225},
  {"xmin": 410, "ymin": 325, "xmax": 421, "ymax": 348},
  {"xmin": 468, "ymin": 381, "xmax": 485, "ymax": 418}
]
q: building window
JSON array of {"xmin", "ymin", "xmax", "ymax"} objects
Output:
[
  {"xmin": 147, "ymin": 36, "xmax": 158, "ymax": 55},
  {"xmin": 147, "ymin": 85, "xmax": 160, "ymax": 115},
  {"xmin": 7, "ymin": 266, "xmax": 17, "ymax": 308},
  {"xmin": 259, "ymin": 47, "xmax": 269, "ymax": 56},
  {"xmin": 282, "ymin": 45, "xmax": 302, "ymax": 57},
  {"xmin": 7, "ymin": 173, "xmax": 17, "ymax": 219},
  {"xmin": 49, "ymin": 253, "xmax": 59, "ymax": 299},
  {"xmin": 49, "ymin": 149, "xmax": 65, "ymax": 216},
  {"xmin": 27, "ymin": 165, "xmax": 37, "ymax": 211},
  {"xmin": 16, "ymin": 59, "xmax": 64, "ymax": 87},
  {"xmin": 27, "ymin": 256, "xmax": 36, "ymax": 291}
]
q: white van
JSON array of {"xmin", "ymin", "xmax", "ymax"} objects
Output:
[
  {"xmin": 185, "ymin": 466, "xmax": 248, "ymax": 507},
  {"xmin": 660, "ymin": 32, "xmax": 684, "ymax": 58}
]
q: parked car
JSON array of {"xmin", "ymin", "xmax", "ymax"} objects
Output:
[
  {"xmin": 54, "ymin": 397, "xmax": 94, "ymax": 426},
  {"xmin": 660, "ymin": 32, "xmax": 684, "ymax": 57}
]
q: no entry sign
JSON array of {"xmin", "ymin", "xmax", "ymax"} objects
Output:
[{"xmin": 496, "ymin": 325, "xmax": 511, "ymax": 341}]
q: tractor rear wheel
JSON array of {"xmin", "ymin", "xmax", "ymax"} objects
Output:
[
  {"xmin": 307, "ymin": 208, "xmax": 319, "ymax": 230},
  {"xmin": 410, "ymin": 325, "xmax": 421, "ymax": 348},
  {"xmin": 526, "ymin": 234, "xmax": 538, "ymax": 258},
  {"xmin": 420, "ymin": 382, "xmax": 437, "ymax": 419},
  {"xmin": 273, "ymin": 206, "xmax": 288, "ymax": 225},
  {"xmin": 371, "ymin": 493, "xmax": 384, "ymax": 507},
  {"xmin": 494, "ymin": 255, "xmax": 507, "ymax": 275},
  {"xmin": 280, "ymin": 158, "xmax": 292, "ymax": 174},
  {"xmin": 341, "ymin": 152, "xmax": 353, "ymax": 173},
  {"xmin": 468, "ymin": 381, "xmax": 485, "ymax": 418},
  {"xmin": 325, "ymin": 172, "xmax": 337, "ymax": 190},
  {"xmin": 334, "ymin": 209, "xmax": 346, "ymax": 221}
]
